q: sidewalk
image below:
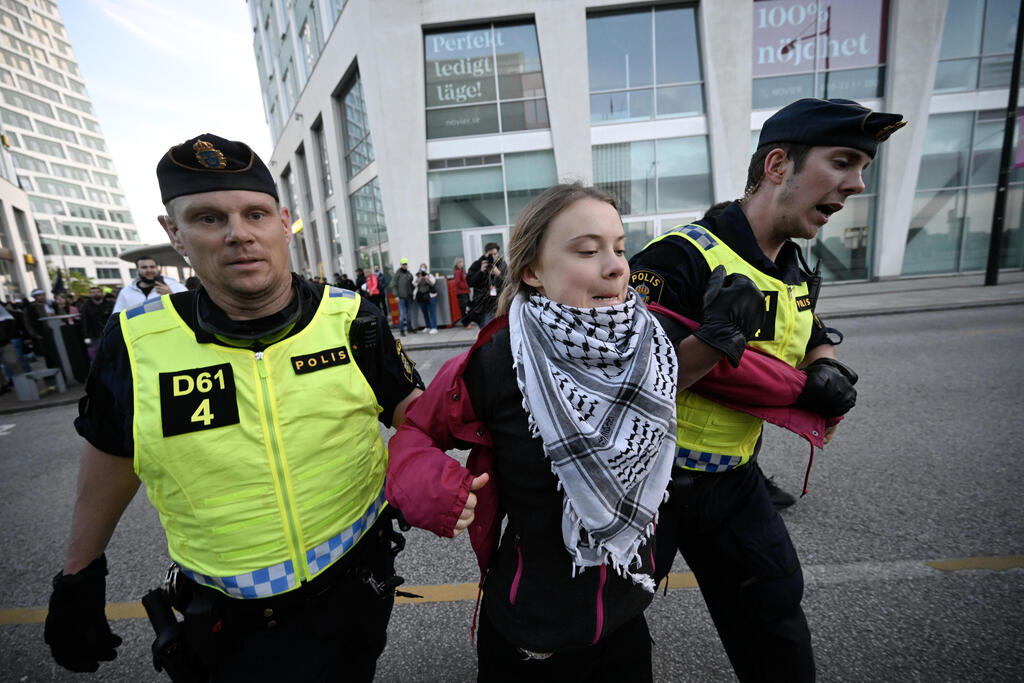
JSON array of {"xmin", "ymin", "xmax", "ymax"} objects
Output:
[
  {"xmin": 3, "ymin": 270, "xmax": 1022, "ymax": 416},
  {"xmin": 397, "ymin": 270, "xmax": 1024, "ymax": 351}
]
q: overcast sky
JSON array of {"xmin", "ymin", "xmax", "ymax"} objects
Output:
[{"xmin": 59, "ymin": 0, "xmax": 272, "ymax": 244}]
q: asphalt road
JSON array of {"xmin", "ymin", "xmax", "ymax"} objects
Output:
[{"xmin": 1, "ymin": 305, "xmax": 1022, "ymax": 682}]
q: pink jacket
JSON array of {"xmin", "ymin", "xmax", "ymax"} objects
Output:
[
  {"xmin": 386, "ymin": 310, "xmax": 836, "ymax": 578},
  {"xmin": 387, "ymin": 318, "xmax": 505, "ymax": 575}
]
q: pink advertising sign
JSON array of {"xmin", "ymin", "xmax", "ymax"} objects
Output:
[
  {"xmin": 1015, "ymin": 111, "xmax": 1024, "ymax": 169},
  {"xmin": 752, "ymin": 0, "xmax": 888, "ymax": 77}
]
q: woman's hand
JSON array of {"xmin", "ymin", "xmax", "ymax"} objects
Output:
[{"xmin": 453, "ymin": 473, "xmax": 489, "ymax": 537}]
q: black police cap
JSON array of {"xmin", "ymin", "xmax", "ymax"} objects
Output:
[
  {"xmin": 156, "ymin": 133, "xmax": 278, "ymax": 204},
  {"xmin": 757, "ymin": 98, "xmax": 906, "ymax": 159}
]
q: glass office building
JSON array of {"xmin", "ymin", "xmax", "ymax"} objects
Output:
[
  {"xmin": 248, "ymin": 0, "xmax": 1023, "ymax": 283},
  {"xmin": 0, "ymin": 0, "xmax": 143, "ymax": 289}
]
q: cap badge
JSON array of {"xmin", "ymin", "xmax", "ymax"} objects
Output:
[
  {"xmin": 193, "ymin": 140, "xmax": 227, "ymax": 169},
  {"xmin": 874, "ymin": 120, "xmax": 907, "ymax": 142}
]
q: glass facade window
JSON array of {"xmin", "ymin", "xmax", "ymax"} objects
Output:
[
  {"xmin": 314, "ymin": 122, "xmax": 332, "ymax": 198},
  {"xmin": 425, "ymin": 22, "xmax": 548, "ymax": 139},
  {"xmin": 1, "ymin": 106, "xmax": 31, "ymax": 130},
  {"xmin": 326, "ymin": 206, "xmax": 342, "ymax": 270},
  {"xmin": 350, "ymin": 176, "xmax": 388, "ymax": 271},
  {"xmin": 904, "ymin": 111, "xmax": 1024, "ymax": 275},
  {"xmin": 11, "ymin": 152, "xmax": 47, "ymax": 173},
  {"xmin": 97, "ymin": 225, "xmax": 122, "ymax": 240},
  {"xmin": 330, "ymin": 0, "xmax": 347, "ymax": 24},
  {"xmin": 587, "ymin": 5, "xmax": 705, "ymax": 124},
  {"xmin": 37, "ymin": 177, "xmax": 84, "ymax": 199},
  {"xmin": 751, "ymin": 0, "xmax": 889, "ymax": 109},
  {"xmin": 340, "ymin": 74, "xmax": 374, "ymax": 178},
  {"xmin": 2, "ymin": 88, "xmax": 53, "ymax": 117},
  {"xmin": 592, "ymin": 136, "xmax": 711, "ymax": 234},
  {"xmin": 934, "ymin": 0, "xmax": 1020, "ymax": 92},
  {"xmin": 282, "ymin": 167, "xmax": 311, "ymax": 275},
  {"xmin": 95, "ymin": 267, "xmax": 121, "ymax": 279},
  {"xmin": 427, "ymin": 150, "xmax": 556, "ymax": 273}
]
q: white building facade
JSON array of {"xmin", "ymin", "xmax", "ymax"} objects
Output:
[
  {"xmin": 0, "ymin": 0, "xmax": 143, "ymax": 293},
  {"xmin": 249, "ymin": 0, "xmax": 1024, "ymax": 283},
  {"xmin": 0, "ymin": 137, "xmax": 46, "ymax": 301}
]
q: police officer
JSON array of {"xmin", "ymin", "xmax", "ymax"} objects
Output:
[
  {"xmin": 44, "ymin": 134, "xmax": 423, "ymax": 681},
  {"xmin": 630, "ymin": 98, "xmax": 904, "ymax": 682}
]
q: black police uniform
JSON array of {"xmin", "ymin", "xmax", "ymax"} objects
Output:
[
  {"xmin": 74, "ymin": 276, "xmax": 422, "ymax": 682},
  {"xmin": 628, "ymin": 98, "xmax": 903, "ymax": 683},
  {"xmin": 630, "ymin": 202, "xmax": 830, "ymax": 682}
]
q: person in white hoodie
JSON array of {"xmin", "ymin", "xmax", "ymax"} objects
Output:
[{"xmin": 111, "ymin": 256, "xmax": 187, "ymax": 314}]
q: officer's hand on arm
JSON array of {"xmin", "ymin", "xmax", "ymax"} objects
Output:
[
  {"xmin": 45, "ymin": 444, "xmax": 140, "ymax": 672},
  {"xmin": 797, "ymin": 357, "xmax": 858, "ymax": 418},
  {"xmin": 692, "ymin": 265, "xmax": 765, "ymax": 368},
  {"xmin": 453, "ymin": 473, "xmax": 489, "ymax": 537}
]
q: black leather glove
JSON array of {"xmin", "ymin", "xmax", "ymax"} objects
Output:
[
  {"xmin": 693, "ymin": 265, "xmax": 766, "ymax": 367},
  {"xmin": 797, "ymin": 357, "xmax": 859, "ymax": 417},
  {"xmin": 44, "ymin": 554, "xmax": 122, "ymax": 672}
]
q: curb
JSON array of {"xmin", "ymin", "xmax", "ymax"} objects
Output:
[
  {"xmin": 822, "ymin": 298, "xmax": 1024, "ymax": 320},
  {"xmin": 0, "ymin": 394, "xmax": 82, "ymax": 416},
  {"xmin": 6, "ymin": 299, "xmax": 1019, "ymax": 415}
]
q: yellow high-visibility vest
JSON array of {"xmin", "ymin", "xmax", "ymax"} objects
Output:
[
  {"xmin": 121, "ymin": 287, "xmax": 387, "ymax": 596},
  {"xmin": 645, "ymin": 225, "xmax": 814, "ymax": 468}
]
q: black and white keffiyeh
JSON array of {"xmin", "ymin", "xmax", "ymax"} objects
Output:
[{"xmin": 509, "ymin": 289, "xmax": 678, "ymax": 591}]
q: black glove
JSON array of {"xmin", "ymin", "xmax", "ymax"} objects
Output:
[
  {"xmin": 797, "ymin": 357, "xmax": 859, "ymax": 417},
  {"xmin": 44, "ymin": 554, "xmax": 122, "ymax": 672},
  {"xmin": 693, "ymin": 265, "xmax": 766, "ymax": 367}
]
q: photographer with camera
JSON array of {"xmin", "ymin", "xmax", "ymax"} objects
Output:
[
  {"xmin": 112, "ymin": 256, "xmax": 187, "ymax": 314},
  {"xmin": 413, "ymin": 263, "xmax": 438, "ymax": 334},
  {"xmin": 465, "ymin": 243, "xmax": 504, "ymax": 326}
]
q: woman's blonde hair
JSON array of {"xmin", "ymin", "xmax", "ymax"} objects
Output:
[
  {"xmin": 497, "ymin": 182, "xmax": 617, "ymax": 316},
  {"xmin": 452, "ymin": 257, "xmax": 464, "ymax": 270}
]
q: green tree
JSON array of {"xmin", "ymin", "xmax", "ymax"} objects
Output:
[{"xmin": 48, "ymin": 267, "xmax": 96, "ymax": 297}]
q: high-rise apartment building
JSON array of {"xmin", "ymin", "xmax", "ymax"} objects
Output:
[
  {"xmin": 0, "ymin": 0, "xmax": 143, "ymax": 294},
  {"xmin": 248, "ymin": 0, "xmax": 1023, "ymax": 285}
]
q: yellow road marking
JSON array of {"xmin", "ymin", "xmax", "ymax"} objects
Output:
[
  {"xmin": 3, "ymin": 555, "xmax": 1021, "ymax": 626},
  {"xmin": 926, "ymin": 555, "xmax": 1024, "ymax": 572}
]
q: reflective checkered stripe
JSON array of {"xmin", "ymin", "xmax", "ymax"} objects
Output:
[
  {"xmin": 123, "ymin": 297, "xmax": 166, "ymax": 319},
  {"xmin": 675, "ymin": 447, "xmax": 744, "ymax": 473},
  {"xmin": 679, "ymin": 224, "xmax": 718, "ymax": 251},
  {"xmin": 180, "ymin": 486, "xmax": 387, "ymax": 599},
  {"xmin": 327, "ymin": 286, "xmax": 356, "ymax": 299}
]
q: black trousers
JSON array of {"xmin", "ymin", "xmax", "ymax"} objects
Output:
[
  {"xmin": 177, "ymin": 517, "xmax": 398, "ymax": 683},
  {"xmin": 476, "ymin": 604, "xmax": 653, "ymax": 683},
  {"xmin": 655, "ymin": 462, "xmax": 815, "ymax": 683}
]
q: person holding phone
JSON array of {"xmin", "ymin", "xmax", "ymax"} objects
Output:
[{"xmin": 112, "ymin": 256, "xmax": 187, "ymax": 314}]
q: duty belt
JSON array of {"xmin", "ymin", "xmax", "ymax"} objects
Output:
[{"xmin": 179, "ymin": 487, "xmax": 387, "ymax": 599}]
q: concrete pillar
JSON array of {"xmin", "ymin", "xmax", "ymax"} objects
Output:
[
  {"xmin": 874, "ymin": 0, "xmax": 948, "ymax": 278},
  {"xmin": 535, "ymin": 5, "xmax": 593, "ymax": 181},
  {"xmin": 699, "ymin": 0, "xmax": 754, "ymax": 202},
  {"xmin": 361, "ymin": 0, "xmax": 430, "ymax": 267}
]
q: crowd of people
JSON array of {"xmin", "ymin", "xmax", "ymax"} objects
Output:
[
  {"xmin": 0, "ymin": 256, "xmax": 193, "ymax": 393},
  {"xmin": 42, "ymin": 97, "xmax": 899, "ymax": 682},
  {"xmin": 329, "ymin": 248, "xmax": 505, "ymax": 338}
]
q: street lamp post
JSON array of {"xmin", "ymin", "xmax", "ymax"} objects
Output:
[{"xmin": 984, "ymin": 5, "xmax": 1024, "ymax": 286}]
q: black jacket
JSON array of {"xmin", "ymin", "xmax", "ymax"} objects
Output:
[{"xmin": 465, "ymin": 328, "xmax": 654, "ymax": 652}]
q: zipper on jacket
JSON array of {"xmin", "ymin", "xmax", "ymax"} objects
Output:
[
  {"xmin": 255, "ymin": 350, "xmax": 307, "ymax": 583},
  {"xmin": 592, "ymin": 564, "xmax": 607, "ymax": 645},
  {"xmin": 508, "ymin": 534, "xmax": 523, "ymax": 605},
  {"xmin": 779, "ymin": 284, "xmax": 797, "ymax": 362}
]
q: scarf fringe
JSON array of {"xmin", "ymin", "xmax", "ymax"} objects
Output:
[{"xmin": 559, "ymin": 481, "xmax": 662, "ymax": 593}]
